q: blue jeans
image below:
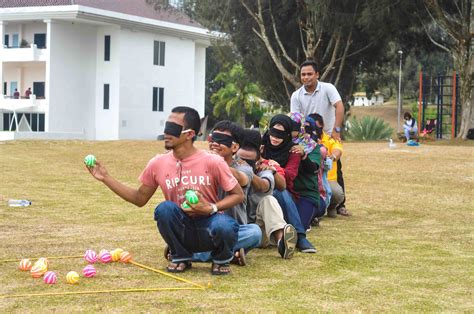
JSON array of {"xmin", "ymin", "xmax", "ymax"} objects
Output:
[
  {"xmin": 273, "ymin": 189, "xmax": 306, "ymax": 239},
  {"xmin": 192, "ymin": 223, "xmax": 262, "ymax": 262},
  {"xmin": 154, "ymin": 201, "xmax": 239, "ymax": 264}
]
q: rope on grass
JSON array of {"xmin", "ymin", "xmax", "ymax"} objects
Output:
[
  {"xmin": 129, "ymin": 260, "xmax": 206, "ymax": 289},
  {"xmin": 0, "ymin": 287, "xmax": 205, "ymax": 299},
  {"xmin": 0, "ymin": 255, "xmax": 83, "ymax": 263}
]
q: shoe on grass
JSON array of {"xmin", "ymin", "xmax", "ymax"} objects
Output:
[
  {"xmin": 327, "ymin": 207, "xmax": 337, "ymax": 218},
  {"xmin": 297, "ymin": 237, "xmax": 317, "ymax": 253},
  {"xmin": 337, "ymin": 206, "xmax": 352, "ymax": 216},
  {"xmin": 277, "ymin": 224, "xmax": 297, "ymax": 259}
]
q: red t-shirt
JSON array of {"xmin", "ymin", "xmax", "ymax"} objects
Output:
[{"xmin": 139, "ymin": 150, "xmax": 238, "ymax": 206}]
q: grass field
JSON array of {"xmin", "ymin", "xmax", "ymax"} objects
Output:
[{"xmin": 0, "ymin": 140, "xmax": 473, "ymax": 311}]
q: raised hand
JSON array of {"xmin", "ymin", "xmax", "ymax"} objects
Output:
[{"xmin": 86, "ymin": 160, "xmax": 109, "ymax": 182}]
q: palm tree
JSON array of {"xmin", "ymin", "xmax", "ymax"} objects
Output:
[{"xmin": 211, "ymin": 63, "xmax": 261, "ymax": 126}]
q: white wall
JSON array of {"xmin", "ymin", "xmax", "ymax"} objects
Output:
[
  {"xmin": 48, "ymin": 20, "xmax": 97, "ymax": 138},
  {"xmin": 117, "ymin": 28, "xmax": 202, "ymax": 139},
  {"xmin": 4, "ymin": 22, "xmax": 46, "ymax": 47}
]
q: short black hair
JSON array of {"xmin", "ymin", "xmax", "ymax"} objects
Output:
[
  {"xmin": 212, "ymin": 120, "xmax": 244, "ymax": 145},
  {"xmin": 171, "ymin": 106, "xmax": 201, "ymax": 135},
  {"xmin": 241, "ymin": 129, "xmax": 262, "ymax": 152},
  {"xmin": 404, "ymin": 112, "xmax": 412, "ymax": 120},
  {"xmin": 308, "ymin": 113, "xmax": 324, "ymax": 127},
  {"xmin": 300, "ymin": 60, "xmax": 319, "ymax": 73}
]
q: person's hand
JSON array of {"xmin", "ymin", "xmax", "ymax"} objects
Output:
[
  {"xmin": 331, "ymin": 131, "xmax": 341, "ymax": 141},
  {"xmin": 324, "ymin": 157, "xmax": 333, "ymax": 171},
  {"xmin": 181, "ymin": 191, "xmax": 213, "ymax": 217},
  {"xmin": 290, "ymin": 145, "xmax": 305, "ymax": 156},
  {"xmin": 86, "ymin": 160, "xmax": 108, "ymax": 182}
]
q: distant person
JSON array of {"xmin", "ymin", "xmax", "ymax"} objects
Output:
[
  {"xmin": 13, "ymin": 89, "xmax": 20, "ymax": 99},
  {"xmin": 403, "ymin": 112, "xmax": 418, "ymax": 142},
  {"xmin": 25, "ymin": 87, "xmax": 32, "ymax": 99},
  {"xmin": 86, "ymin": 106, "xmax": 244, "ymax": 276},
  {"xmin": 250, "ymin": 119, "xmax": 260, "ymax": 133}
]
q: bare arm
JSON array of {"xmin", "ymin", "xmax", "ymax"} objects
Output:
[
  {"xmin": 184, "ymin": 183, "xmax": 244, "ymax": 216},
  {"xmin": 87, "ymin": 160, "xmax": 156, "ymax": 207},
  {"xmin": 274, "ymin": 172, "xmax": 287, "ymax": 191},
  {"xmin": 230, "ymin": 167, "xmax": 249, "ymax": 187},
  {"xmin": 251, "ymin": 175, "xmax": 270, "ymax": 193},
  {"xmin": 332, "ymin": 100, "xmax": 345, "ymax": 140}
]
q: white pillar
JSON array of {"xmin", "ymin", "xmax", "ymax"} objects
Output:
[{"xmin": 44, "ymin": 19, "xmax": 52, "ymax": 132}]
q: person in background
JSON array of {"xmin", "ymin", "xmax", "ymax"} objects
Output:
[
  {"xmin": 25, "ymin": 87, "xmax": 32, "ymax": 99},
  {"xmin": 403, "ymin": 112, "xmax": 418, "ymax": 142}
]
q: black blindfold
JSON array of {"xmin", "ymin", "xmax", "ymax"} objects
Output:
[
  {"xmin": 208, "ymin": 132, "xmax": 234, "ymax": 147},
  {"xmin": 269, "ymin": 127, "xmax": 288, "ymax": 139},
  {"xmin": 164, "ymin": 122, "xmax": 184, "ymax": 137}
]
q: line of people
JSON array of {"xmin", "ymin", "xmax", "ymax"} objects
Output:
[{"xmin": 86, "ymin": 60, "xmax": 351, "ymax": 275}]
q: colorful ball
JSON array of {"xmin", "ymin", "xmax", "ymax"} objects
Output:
[
  {"xmin": 31, "ymin": 264, "xmax": 47, "ymax": 278},
  {"xmin": 19, "ymin": 259, "xmax": 32, "ymax": 271},
  {"xmin": 120, "ymin": 251, "xmax": 132, "ymax": 263},
  {"xmin": 82, "ymin": 265, "xmax": 97, "ymax": 278},
  {"xmin": 84, "ymin": 154, "xmax": 96, "ymax": 167},
  {"xmin": 98, "ymin": 249, "xmax": 112, "ymax": 263},
  {"xmin": 43, "ymin": 271, "xmax": 57, "ymax": 284},
  {"xmin": 66, "ymin": 271, "xmax": 80, "ymax": 284},
  {"xmin": 185, "ymin": 190, "xmax": 199, "ymax": 204},
  {"xmin": 111, "ymin": 248, "xmax": 124, "ymax": 262},
  {"xmin": 35, "ymin": 257, "xmax": 49, "ymax": 267},
  {"xmin": 84, "ymin": 249, "xmax": 98, "ymax": 264},
  {"xmin": 181, "ymin": 201, "xmax": 190, "ymax": 209}
]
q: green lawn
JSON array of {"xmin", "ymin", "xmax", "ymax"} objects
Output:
[{"xmin": 0, "ymin": 140, "xmax": 473, "ymax": 311}]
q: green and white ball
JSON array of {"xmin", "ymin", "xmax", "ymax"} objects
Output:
[
  {"xmin": 185, "ymin": 190, "xmax": 199, "ymax": 204},
  {"xmin": 181, "ymin": 201, "xmax": 190, "ymax": 209},
  {"xmin": 84, "ymin": 154, "xmax": 96, "ymax": 167}
]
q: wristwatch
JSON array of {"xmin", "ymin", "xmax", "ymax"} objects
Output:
[
  {"xmin": 209, "ymin": 203, "xmax": 218, "ymax": 215},
  {"xmin": 334, "ymin": 127, "xmax": 341, "ymax": 133}
]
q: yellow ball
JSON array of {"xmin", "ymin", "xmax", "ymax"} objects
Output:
[
  {"xmin": 31, "ymin": 263, "xmax": 47, "ymax": 278},
  {"xmin": 35, "ymin": 257, "xmax": 49, "ymax": 267},
  {"xmin": 111, "ymin": 248, "xmax": 124, "ymax": 262},
  {"xmin": 66, "ymin": 271, "xmax": 80, "ymax": 284}
]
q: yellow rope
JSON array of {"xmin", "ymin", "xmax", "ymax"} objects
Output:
[
  {"xmin": 0, "ymin": 255, "xmax": 83, "ymax": 263},
  {"xmin": 0, "ymin": 287, "xmax": 204, "ymax": 299},
  {"xmin": 129, "ymin": 260, "xmax": 205, "ymax": 289}
]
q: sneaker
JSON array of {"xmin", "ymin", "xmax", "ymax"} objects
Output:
[
  {"xmin": 337, "ymin": 206, "xmax": 352, "ymax": 216},
  {"xmin": 311, "ymin": 217, "xmax": 320, "ymax": 227},
  {"xmin": 327, "ymin": 207, "xmax": 337, "ymax": 218},
  {"xmin": 277, "ymin": 224, "xmax": 297, "ymax": 259},
  {"xmin": 297, "ymin": 237, "xmax": 317, "ymax": 253}
]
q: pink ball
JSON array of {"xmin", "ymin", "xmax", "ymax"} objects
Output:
[
  {"xmin": 98, "ymin": 249, "xmax": 112, "ymax": 263},
  {"xmin": 43, "ymin": 271, "xmax": 57, "ymax": 284},
  {"xmin": 84, "ymin": 249, "xmax": 97, "ymax": 264},
  {"xmin": 82, "ymin": 265, "xmax": 97, "ymax": 278}
]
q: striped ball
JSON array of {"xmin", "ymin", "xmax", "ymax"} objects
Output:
[
  {"xmin": 82, "ymin": 265, "xmax": 97, "ymax": 278},
  {"xmin": 36, "ymin": 257, "xmax": 49, "ymax": 267},
  {"xmin": 43, "ymin": 271, "xmax": 57, "ymax": 284},
  {"xmin": 120, "ymin": 251, "xmax": 132, "ymax": 263},
  {"xmin": 84, "ymin": 249, "xmax": 98, "ymax": 264},
  {"xmin": 111, "ymin": 248, "xmax": 124, "ymax": 262},
  {"xmin": 185, "ymin": 190, "xmax": 199, "ymax": 204},
  {"xmin": 84, "ymin": 154, "xmax": 96, "ymax": 167},
  {"xmin": 31, "ymin": 264, "xmax": 47, "ymax": 278},
  {"xmin": 98, "ymin": 249, "xmax": 112, "ymax": 263},
  {"xmin": 19, "ymin": 259, "xmax": 32, "ymax": 271},
  {"xmin": 66, "ymin": 271, "xmax": 80, "ymax": 284}
]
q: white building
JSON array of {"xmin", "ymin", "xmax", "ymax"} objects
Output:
[
  {"xmin": 0, "ymin": 0, "xmax": 210, "ymax": 140},
  {"xmin": 352, "ymin": 91, "xmax": 384, "ymax": 107}
]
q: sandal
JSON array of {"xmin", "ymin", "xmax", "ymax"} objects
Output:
[
  {"xmin": 211, "ymin": 263, "xmax": 231, "ymax": 276},
  {"xmin": 166, "ymin": 261, "xmax": 192, "ymax": 273},
  {"xmin": 231, "ymin": 248, "xmax": 246, "ymax": 266},
  {"xmin": 163, "ymin": 245, "xmax": 171, "ymax": 261}
]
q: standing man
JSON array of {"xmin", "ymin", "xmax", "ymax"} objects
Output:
[
  {"xmin": 86, "ymin": 106, "xmax": 244, "ymax": 275},
  {"xmin": 25, "ymin": 87, "xmax": 32, "ymax": 99},
  {"xmin": 290, "ymin": 60, "xmax": 344, "ymax": 141}
]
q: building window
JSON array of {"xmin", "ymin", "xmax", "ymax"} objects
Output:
[
  {"xmin": 153, "ymin": 41, "xmax": 165, "ymax": 66},
  {"xmin": 2, "ymin": 113, "xmax": 44, "ymax": 131},
  {"xmin": 153, "ymin": 87, "xmax": 164, "ymax": 112},
  {"xmin": 103, "ymin": 84, "xmax": 110, "ymax": 110},
  {"xmin": 34, "ymin": 33, "xmax": 46, "ymax": 48},
  {"xmin": 4, "ymin": 34, "xmax": 9, "ymax": 47},
  {"xmin": 104, "ymin": 35, "xmax": 111, "ymax": 61}
]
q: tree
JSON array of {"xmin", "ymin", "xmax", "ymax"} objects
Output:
[
  {"xmin": 419, "ymin": 0, "xmax": 472, "ymax": 139},
  {"xmin": 210, "ymin": 64, "xmax": 261, "ymax": 126}
]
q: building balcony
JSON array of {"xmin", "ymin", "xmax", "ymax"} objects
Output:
[
  {"xmin": 0, "ymin": 45, "xmax": 47, "ymax": 62},
  {"xmin": 0, "ymin": 95, "xmax": 47, "ymax": 112}
]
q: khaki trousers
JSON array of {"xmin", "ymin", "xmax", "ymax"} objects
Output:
[{"xmin": 255, "ymin": 195, "xmax": 287, "ymax": 247}]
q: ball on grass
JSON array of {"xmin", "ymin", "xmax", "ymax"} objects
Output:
[
  {"xmin": 82, "ymin": 265, "xmax": 97, "ymax": 278},
  {"xmin": 120, "ymin": 251, "xmax": 132, "ymax": 263},
  {"xmin": 84, "ymin": 249, "xmax": 98, "ymax": 264},
  {"xmin": 35, "ymin": 257, "xmax": 49, "ymax": 267},
  {"xmin": 19, "ymin": 259, "xmax": 32, "ymax": 271},
  {"xmin": 43, "ymin": 271, "xmax": 57, "ymax": 284},
  {"xmin": 111, "ymin": 248, "xmax": 124, "ymax": 262},
  {"xmin": 84, "ymin": 154, "xmax": 96, "ymax": 167},
  {"xmin": 66, "ymin": 271, "xmax": 80, "ymax": 284},
  {"xmin": 31, "ymin": 263, "xmax": 47, "ymax": 278},
  {"xmin": 99, "ymin": 249, "xmax": 112, "ymax": 263}
]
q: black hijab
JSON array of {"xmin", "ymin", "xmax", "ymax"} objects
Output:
[{"xmin": 262, "ymin": 114, "xmax": 295, "ymax": 167}]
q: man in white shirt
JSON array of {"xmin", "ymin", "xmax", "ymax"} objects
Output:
[{"xmin": 290, "ymin": 60, "xmax": 344, "ymax": 141}]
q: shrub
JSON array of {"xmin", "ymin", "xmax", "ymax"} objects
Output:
[{"xmin": 345, "ymin": 116, "xmax": 393, "ymax": 141}]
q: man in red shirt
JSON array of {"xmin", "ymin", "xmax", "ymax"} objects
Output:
[{"xmin": 86, "ymin": 106, "xmax": 244, "ymax": 275}]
